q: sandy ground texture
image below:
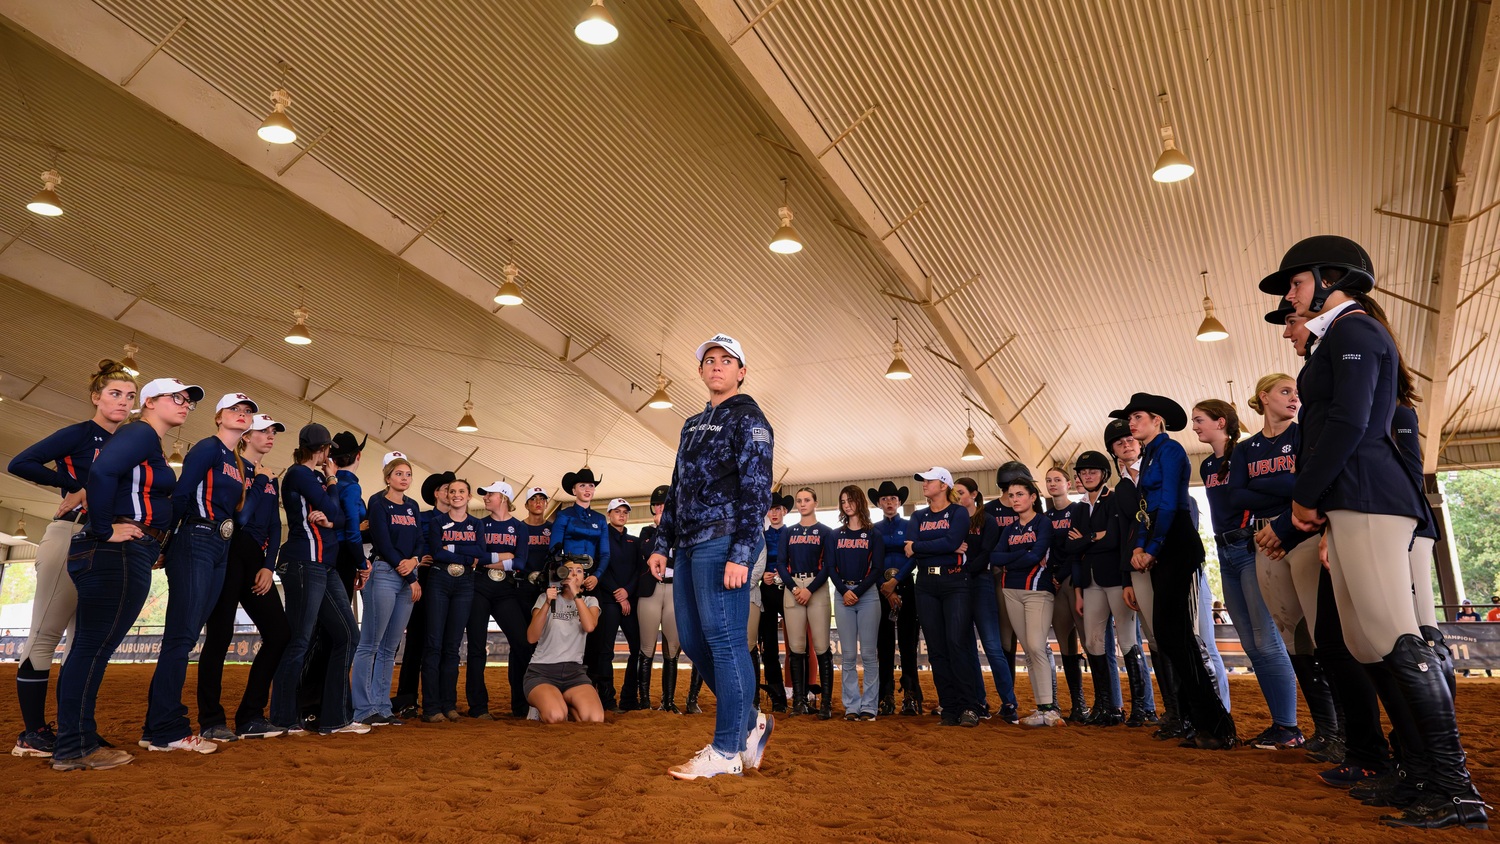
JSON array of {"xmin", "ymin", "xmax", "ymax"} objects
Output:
[{"xmin": 1, "ymin": 663, "xmax": 1496, "ymax": 843}]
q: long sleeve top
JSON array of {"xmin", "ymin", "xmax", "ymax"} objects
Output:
[
  {"xmin": 1078, "ymin": 488, "xmax": 1124, "ymax": 589},
  {"xmin": 429, "ymin": 511, "xmax": 484, "ymax": 569},
  {"xmin": 550, "ymin": 504, "xmax": 611, "ymax": 581},
  {"xmin": 281, "ymin": 464, "xmax": 345, "ymax": 565},
  {"xmin": 909, "ymin": 503, "xmax": 970, "ymax": 574},
  {"xmin": 1200, "ymin": 453, "xmax": 1248, "ymax": 538},
  {"xmin": 763, "ymin": 524, "xmax": 785, "ymax": 578},
  {"xmin": 826, "ymin": 524, "xmax": 885, "ymax": 598},
  {"xmin": 875, "ymin": 514, "xmax": 911, "ymax": 580},
  {"xmin": 334, "ymin": 469, "xmax": 366, "ymax": 544},
  {"xmin": 1228, "ymin": 424, "xmax": 1299, "ymax": 519},
  {"xmin": 1113, "ymin": 476, "xmax": 1141, "ymax": 575},
  {"xmin": 171, "ymin": 436, "xmax": 249, "ymax": 530},
  {"xmin": 991, "ymin": 512, "xmax": 1053, "ymax": 591},
  {"xmin": 367, "ymin": 491, "xmax": 425, "ymax": 584},
  {"xmin": 1046, "ymin": 501, "xmax": 1090, "ymax": 585},
  {"xmin": 84, "ymin": 421, "xmax": 175, "ymax": 541},
  {"xmin": 480, "ymin": 515, "xmax": 528, "ymax": 571},
  {"xmin": 7, "ymin": 420, "xmax": 112, "ymax": 508},
  {"xmin": 1392, "ymin": 405, "xmax": 1438, "ymax": 541},
  {"xmin": 1135, "ymin": 433, "xmax": 1190, "ymax": 558},
  {"xmin": 523, "ymin": 519, "xmax": 554, "ymax": 572},
  {"xmin": 961, "ymin": 506, "xmax": 995, "ymax": 576},
  {"xmin": 605, "ymin": 525, "xmax": 641, "ymax": 598},
  {"xmin": 775, "ymin": 521, "xmax": 832, "ymax": 592},
  {"xmin": 237, "ymin": 472, "xmax": 282, "ymax": 571}
]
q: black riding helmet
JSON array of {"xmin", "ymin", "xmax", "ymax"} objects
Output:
[
  {"xmin": 1258, "ymin": 235, "xmax": 1375, "ymax": 315},
  {"xmin": 1074, "ymin": 450, "xmax": 1112, "ymax": 484},
  {"xmin": 995, "ymin": 461, "xmax": 1033, "ymax": 489},
  {"xmin": 1104, "ymin": 418, "xmax": 1132, "ymax": 455}
]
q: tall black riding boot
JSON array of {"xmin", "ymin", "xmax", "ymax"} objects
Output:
[
  {"xmin": 1061, "ymin": 654, "xmax": 1090, "ymax": 724},
  {"xmin": 1365, "ymin": 661, "xmax": 1427, "ymax": 810},
  {"xmin": 1421, "ymin": 625, "xmax": 1458, "ymax": 702},
  {"xmin": 816, "ymin": 651, "xmax": 835, "ymax": 720},
  {"xmin": 788, "ymin": 653, "xmax": 809, "ymax": 716},
  {"xmin": 1122, "ymin": 646, "xmax": 1154, "ymax": 727},
  {"xmin": 1379, "ymin": 635, "xmax": 1487, "ymax": 830},
  {"xmin": 1289, "ymin": 653, "xmax": 1340, "ymax": 742},
  {"xmin": 635, "ymin": 654, "xmax": 654, "ymax": 712},
  {"xmin": 685, "ymin": 666, "xmax": 704, "ymax": 715},
  {"xmin": 1088, "ymin": 654, "xmax": 1123, "ymax": 726},
  {"xmin": 659, "ymin": 656, "xmax": 682, "ymax": 714},
  {"xmin": 1150, "ymin": 651, "xmax": 1185, "ymax": 738},
  {"xmin": 749, "ymin": 647, "xmax": 763, "ymax": 712}
]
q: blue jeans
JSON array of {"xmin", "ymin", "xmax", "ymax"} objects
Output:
[
  {"xmin": 916, "ymin": 573, "xmax": 979, "ymax": 715},
  {"xmin": 968, "ymin": 571, "xmax": 1018, "ymax": 709},
  {"xmin": 351, "ymin": 561, "xmax": 414, "ymax": 721},
  {"xmin": 673, "ymin": 534, "xmax": 755, "ymax": 756},
  {"xmin": 1199, "ymin": 568, "xmax": 1229, "ymax": 708},
  {"xmin": 422, "ymin": 568, "xmax": 474, "ymax": 715},
  {"xmin": 271, "ymin": 559, "xmax": 358, "ymax": 729},
  {"xmin": 145, "ymin": 522, "xmax": 230, "ymax": 744},
  {"xmin": 54, "ymin": 535, "xmax": 159, "ymax": 760},
  {"xmin": 1217, "ymin": 540, "xmax": 1297, "ymax": 726},
  {"xmin": 832, "ymin": 587, "xmax": 881, "ymax": 714}
]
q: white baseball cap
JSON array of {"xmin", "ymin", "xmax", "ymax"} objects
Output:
[
  {"xmin": 382, "ymin": 451, "xmax": 408, "ymax": 467},
  {"xmin": 913, "ymin": 467, "xmax": 954, "ymax": 487},
  {"xmin": 695, "ymin": 333, "xmax": 746, "ymax": 366},
  {"xmin": 139, "ymin": 378, "xmax": 204, "ymax": 406},
  {"xmin": 249, "ymin": 414, "xmax": 285, "ymax": 432},
  {"xmin": 607, "ymin": 497, "xmax": 631, "ymax": 512},
  {"xmin": 479, "ymin": 480, "xmax": 515, "ymax": 500},
  {"xmin": 524, "ymin": 486, "xmax": 549, "ymax": 501},
  {"xmin": 214, "ymin": 392, "xmax": 259, "ymax": 414}
]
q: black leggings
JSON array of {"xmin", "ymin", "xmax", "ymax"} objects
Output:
[
  {"xmin": 1150, "ymin": 559, "xmax": 1236, "ymax": 740},
  {"xmin": 197, "ymin": 532, "xmax": 290, "ymax": 730},
  {"xmin": 756, "ymin": 584, "xmax": 785, "ymax": 705},
  {"xmin": 466, "ymin": 581, "xmax": 536, "ymax": 717}
]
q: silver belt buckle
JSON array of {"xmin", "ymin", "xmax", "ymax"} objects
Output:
[
  {"xmin": 446, "ymin": 563, "xmax": 466, "ymax": 577},
  {"xmin": 926, "ymin": 566, "xmax": 942, "ymax": 575},
  {"xmin": 487, "ymin": 568, "xmax": 506, "ymax": 582},
  {"xmin": 218, "ymin": 519, "xmax": 235, "ymax": 540}
]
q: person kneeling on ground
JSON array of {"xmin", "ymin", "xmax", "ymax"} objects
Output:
[{"xmin": 524, "ymin": 558, "xmax": 604, "ymax": 724}]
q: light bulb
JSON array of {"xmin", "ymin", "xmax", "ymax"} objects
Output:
[
  {"xmin": 26, "ymin": 170, "xmax": 63, "ymax": 216},
  {"xmin": 885, "ymin": 339, "xmax": 912, "ymax": 380},
  {"xmin": 494, "ymin": 263, "xmax": 524, "ymax": 306},
  {"xmin": 575, "ymin": 0, "xmax": 618, "ymax": 45},
  {"xmin": 769, "ymin": 207, "xmax": 803, "ymax": 254},
  {"xmin": 285, "ymin": 305, "xmax": 312, "ymax": 345},
  {"xmin": 1196, "ymin": 298, "xmax": 1229, "ymax": 342},
  {"xmin": 1152, "ymin": 126, "xmax": 1194, "ymax": 183},
  {"xmin": 258, "ymin": 88, "xmax": 297, "ymax": 144},
  {"xmin": 456, "ymin": 399, "xmax": 479, "ymax": 433}
]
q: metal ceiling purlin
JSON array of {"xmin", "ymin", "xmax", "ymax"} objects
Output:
[
  {"xmin": 1420, "ymin": 3, "xmax": 1500, "ymax": 473},
  {"xmin": 0, "ymin": 0, "xmax": 684, "ymax": 453},
  {"xmin": 681, "ymin": 0, "xmax": 1048, "ymax": 467}
]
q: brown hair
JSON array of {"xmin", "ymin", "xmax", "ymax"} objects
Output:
[
  {"xmin": 795, "ymin": 486, "xmax": 817, "ymax": 503},
  {"xmin": 1347, "ymin": 290, "xmax": 1421, "ymax": 408},
  {"xmin": 954, "ymin": 477, "xmax": 983, "ymax": 508},
  {"xmin": 837, "ymin": 485, "xmax": 870, "ymax": 528},
  {"xmin": 89, "ymin": 359, "xmax": 136, "ymax": 395},
  {"xmin": 1247, "ymin": 373, "xmax": 1295, "ymax": 415},
  {"xmin": 1045, "ymin": 465, "xmax": 1070, "ymax": 481},
  {"xmin": 1003, "ymin": 479, "xmax": 1043, "ymax": 514},
  {"xmin": 1193, "ymin": 399, "xmax": 1241, "ymax": 483}
]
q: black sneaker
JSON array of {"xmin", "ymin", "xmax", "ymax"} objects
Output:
[
  {"xmin": 958, "ymin": 709, "xmax": 980, "ymax": 728},
  {"xmin": 976, "ymin": 702, "xmax": 991, "ymax": 721},
  {"xmin": 12, "ymin": 728, "xmax": 55, "ymax": 758},
  {"xmin": 998, "ymin": 703, "xmax": 1020, "ymax": 725},
  {"xmin": 843, "ymin": 712, "xmax": 860, "ymax": 721},
  {"xmin": 1251, "ymin": 724, "xmax": 1305, "ymax": 750},
  {"xmin": 236, "ymin": 719, "xmax": 286, "ymax": 739},
  {"xmin": 899, "ymin": 698, "xmax": 921, "ymax": 717},
  {"xmin": 938, "ymin": 712, "xmax": 960, "ymax": 727},
  {"xmin": 1307, "ymin": 735, "xmax": 1346, "ymax": 764},
  {"xmin": 1319, "ymin": 763, "xmax": 1381, "ymax": 789}
]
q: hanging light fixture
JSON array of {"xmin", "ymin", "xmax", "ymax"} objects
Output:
[
  {"xmin": 121, "ymin": 342, "xmax": 141, "ymax": 377},
  {"xmin": 1195, "ymin": 271, "xmax": 1229, "ymax": 342},
  {"xmin": 167, "ymin": 442, "xmax": 184, "ymax": 469},
  {"xmin": 26, "ymin": 169, "xmax": 63, "ymax": 216},
  {"xmin": 575, "ymin": 0, "xmax": 619, "ymax": 45},
  {"xmin": 285, "ymin": 287, "xmax": 312, "ymax": 345},
  {"xmin": 14, "ymin": 509, "xmax": 27, "ymax": 541},
  {"xmin": 258, "ymin": 62, "xmax": 297, "ymax": 144},
  {"xmin": 885, "ymin": 317, "xmax": 912, "ymax": 380},
  {"xmin": 1151, "ymin": 93, "xmax": 1194, "ymax": 183},
  {"xmin": 961, "ymin": 407, "xmax": 983, "ymax": 461},
  {"xmin": 646, "ymin": 354, "xmax": 672, "ymax": 409},
  {"xmin": 494, "ymin": 240, "xmax": 524, "ymax": 306},
  {"xmin": 768, "ymin": 177, "xmax": 803, "ymax": 254},
  {"xmin": 456, "ymin": 381, "xmax": 479, "ymax": 432}
]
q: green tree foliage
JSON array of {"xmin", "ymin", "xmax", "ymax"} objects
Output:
[{"xmin": 1447, "ymin": 470, "xmax": 1500, "ymax": 603}]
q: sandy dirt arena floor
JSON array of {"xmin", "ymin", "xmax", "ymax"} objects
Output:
[{"xmin": 1, "ymin": 663, "xmax": 1496, "ymax": 843}]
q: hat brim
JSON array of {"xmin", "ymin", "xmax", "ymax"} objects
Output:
[
  {"xmin": 257, "ymin": 421, "xmax": 286, "ymax": 433},
  {"xmin": 421, "ymin": 471, "xmax": 457, "ymax": 506},
  {"xmin": 1110, "ymin": 395, "xmax": 1188, "ymax": 432},
  {"xmin": 1264, "ymin": 305, "xmax": 1294, "ymax": 325}
]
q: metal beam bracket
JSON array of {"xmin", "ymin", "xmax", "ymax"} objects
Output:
[
  {"xmin": 1005, "ymin": 383, "xmax": 1046, "ymax": 424},
  {"xmin": 1374, "ymin": 206, "xmax": 1449, "ymax": 227},
  {"xmin": 276, "ymin": 126, "xmax": 334, "ymax": 176},
  {"xmin": 730, "ymin": 0, "xmax": 791, "ymax": 45},
  {"xmin": 931, "ymin": 273, "xmax": 980, "ymax": 307},
  {"xmin": 1448, "ymin": 333, "xmax": 1489, "ymax": 375},
  {"xmin": 975, "ymin": 334, "xmax": 1017, "ymax": 368},
  {"xmin": 817, "ymin": 104, "xmax": 878, "ymax": 157},
  {"xmin": 880, "ymin": 201, "xmax": 928, "ymax": 240},
  {"xmin": 396, "ymin": 211, "xmax": 446, "ymax": 257},
  {"xmin": 120, "ymin": 17, "xmax": 187, "ymax": 86},
  {"xmin": 568, "ymin": 335, "xmax": 611, "ymax": 364},
  {"xmin": 1373, "ymin": 286, "xmax": 1440, "ymax": 314}
]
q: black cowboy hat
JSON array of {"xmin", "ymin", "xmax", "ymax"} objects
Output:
[
  {"xmin": 561, "ymin": 467, "xmax": 603, "ymax": 495},
  {"xmin": 1109, "ymin": 392, "xmax": 1188, "ymax": 432},
  {"xmin": 650, "ymin": 484, "xmax": 671, "ymax": 507},
  {"xmin": 866, "ymin": 480, "xmax": 909, "ymax": 504},
  {"xmin": 329, "ymin": 431, "xmax": 367, "ymax": 460},
  {"xmin": 1104, "ymin": 418, "xmax": 1132, "ymax": 454},
  {"xmin": 770, "ymin": 493, "xmax": 795, "ymax": 511},
  {"xmin": 421, "ymin": 471, "xmax": 457, "ymax": 507}
]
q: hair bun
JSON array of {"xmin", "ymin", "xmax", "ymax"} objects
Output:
[
  {"xmin": 95, "ymin": 358, "xmax": 123, "ymax": 375},
  {"xmin": 1246, "ymin": 395, "xmax": 1265, "ymax": 414}
]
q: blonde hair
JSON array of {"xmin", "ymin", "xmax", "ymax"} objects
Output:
[
  {"xmin": 89, "ymin": 359, "xmax": 136, "ymax": 395},
  {"xmin": 1248, "ymin": 373, "xmax": 1295, "ymax": 415},
  {"xmin": 383, "ymin": 458, "xmax": 412, "ymax": 483}
]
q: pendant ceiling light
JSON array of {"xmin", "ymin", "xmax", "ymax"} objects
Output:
[
  {"xmin": 285, "ymin": 287, "xmax": 312, "ymax": 345},
  {"xmin": 575, "ymin": 0, "xmax": 619, "ymax": 45},
  {"xmin": 647, "ymin": 354, "xmax": 672, "ymax": 409},
  {"xmin": 1195, "ymin": 271, "xmax": 1229, "ymax": 342},
  {"xmin": 456, "ymin": 381, "xmax": 479, "ymax": 433},
  {"xmin": 258, "ymin": 62, "xmax": 297, "ymax": 145},
  {"xmin": 961, "ymin": 407, "xmax": 983, "ymax": 461},
  {"xmin": 768, "ymin": 177, "xmax": 803, "ymax": 254},
  {"xmin": 14, "ymin": 509, "xmax": 27, "ymax": 541},
  {"xmin": 1151, "ymin": 93, "xmax": 1194, "ymax": 183},
  {"xmin": 884, "ymin": 316, "xmax": 912, "ymax": 380},
  {"xmin": 494, "ymin": 239, "xmax": 524, "ymax": 306},
  {"xmin": 167, "ymin": 442, "xmax": 184, "ymax": 469},
  {"xmin": 121, "ymin": 342, "xmax": 141, "ymax": 378},
  {"xmin": 26, "ymin": 169, "xmax": 63, "ymax": 216}
]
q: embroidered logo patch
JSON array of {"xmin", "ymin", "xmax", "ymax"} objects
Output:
[{"xmin": 751, "ymin": 427, "xmax": 771, "ymax": 444}]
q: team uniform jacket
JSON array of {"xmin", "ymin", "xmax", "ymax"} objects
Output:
[
  {"xmin": 826, "ymin": 525, "xmax": 885, "ymax": 598},
  {"xmin": 171, "ymin": 436, "xmax": 248, "ymax": 532},
  {"xmin": 1113, "ymin": 475, "xmax": 1142, "ymax": 575},
  {"xmin": 550, "ymin": 505, "xmax": 611, "ymax": 581},
  {"xmin": 367, "ymin": 492, "xmax": 425, "ymax": 584},
  {"xmin": 775, "ymin": 521, "xmax": 833, "ymax": 592},
  {"xmin": 991, "ymin": 514, "xmax": 1054, "ymax": 592},
  {"xmin": 237, "ymin": 471, "xmax": 283, "ymax": 571},
  {"xmin": 605, "ymin": 525, "xmax": 641, "ymax": 600},
  {"xmin": 429, "ymin": 512, "xmax": 485, "ymax": 571},
  {"xmin": 1076, "ymin": 487, "xmax": 1124, "ymax": 588},
  {"xmin": 8, "ymin": 419, "xmax": 113, "ymax": 515},
  {"xmin": 1135, "ymin": 433, "xmax": 1191, "ymax": 559},
  {"xmin": 84, "ymin": 421, "xmax": 176, "ymax": 541},
  {"xmin": 1046, "ymin": 501, "xmax": 1090, "ymax": 587},
  {"xmin": 876, "ymin": 514, "xmax": 911, "ymax": 582},
  {"xmin": 909, "ymin": 503, "xmax": 970, "ymax": 576},
  {"xmin": 281, "ymin": 464, "xmax": 345, "ymax": 565},
  {"xmin": 653, "ymin": 393, "xmax": 774, "ymax": 567}
]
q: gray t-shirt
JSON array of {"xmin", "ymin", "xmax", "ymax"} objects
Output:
[{"xmin": 531, "ymin": 593, "xmax": 598, "ymax": 666}]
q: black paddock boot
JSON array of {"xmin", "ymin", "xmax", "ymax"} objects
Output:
[
  {"xmin": 788, "ymin": 653, "xmax": 809, "ymax": 716},
  {"xmin": 900, "ymin": 683, "xmax": 921, "ymax": 717},
  {"xmin": 635, "ymin": 654, "xmax": 653, "ymax": 712},
  {"xmin": 817, "ymin": 651, "xmax": 835, "ymax": 720},
  {"xmin": 1378, "ymin": 635, "xmax": 1487, "ymax": 830},
  {"xmin": 1289, "ymin": 653, "xmax": 1340, "ymax": 745},
  {"xmin": 1122, "ymin": 647, "xmax": 1156, "ymax": 728},
  {"xmin": 749, "ymin": 647, "xmax": 763, "ymax": 713},
  {"xmin": 1150, "ymin": 653, "xmax": 1184, "ymax": 738},
  {"xmin": 1086, "ymin": 654, "xmax": 1122, "ymax": 726},
  {"xmin": 685, "ymin": 666, "xmax": 704, "ymax": 715},
  {"xmin": 1061, "ymin": 654, "xmax": 1090, "ymax": 724},
  {"xmin": 659, "ymin": 656, "xmax": 682, "ymax": 714}
]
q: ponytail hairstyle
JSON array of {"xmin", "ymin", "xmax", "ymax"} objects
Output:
[
  {"xmin": 291, "ymin": 444, "xmax": 329, "ymax": 466},
  {"xmin": 954, "ymin": 476, "xmax": 983, "ymax": 511},
  {"xmin": 1347, "ymin": 290, "xmax": 1422, "ymax": 408},
  {"xmin": 1193, "ymin": 399, "xmax": 1241, "ymax": 483},
  {"xmin": 89, "ymin": 358, "xmax": 136, "ymax": 396}
]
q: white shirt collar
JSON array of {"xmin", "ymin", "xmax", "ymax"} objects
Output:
[{"xmin": 1305, "ymin": 299, "xmax": 1359, "ymax": 354}]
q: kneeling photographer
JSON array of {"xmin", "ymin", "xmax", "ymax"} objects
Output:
[{"xmin": 524, "ymin": 555, "xmax": 605, "ymax": 724}]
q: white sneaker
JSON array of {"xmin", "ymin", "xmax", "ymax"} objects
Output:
[
  {"xmin": 321, "ymin": 721, "xmax": 371, "ymax": 735},
  {"xmin": 668, "ymin": 744, "xmax": 744, "ymax": 780},
  {"xmin": 150, "ymin": 735, "xmax": 219, "ymax": 754},
  {"xmin": 743, "ymin": 713, "xmax": 774, "ymax": 770},
  {"xmin": 527, "ymin": 706, "xmax": 540, "ymax": 721},
  {"xmin": 1019, "ymin": 708, "xmax": 1065, "ymax": 728}
]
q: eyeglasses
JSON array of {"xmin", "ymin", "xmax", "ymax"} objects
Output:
[{"xmin": 166, "ymin": 393, "xmax": 196, "ymax": 410}]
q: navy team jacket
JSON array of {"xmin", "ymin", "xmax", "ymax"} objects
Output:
[
  {"xmin": 368, "ymin": 492, "xmax": 425, "ymax": 584},
  {"xmin": 85, "ymin": 421, "xmax": 175, "ymax": 541}
]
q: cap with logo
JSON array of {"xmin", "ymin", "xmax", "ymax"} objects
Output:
[
  {"xmin": 524, "ymin": 486, "xmax": 549, "ymax": 501},
  {"xmin": 139, "ymin": 378, "xmax": 205, "ymax": 406},
  {"xmin": 913, "ymin": 467, "xmax": 954, "ymax": 488},
  {"xmin": 249, "ymin": 414, "xmax": 285, "ymax": 433},
  {"xmin": 382, "ymin": 451, "xmax": 408, "ymax": 467},
  {"xmin": 607, "ymin": 497, "xmax": 631, "ymax": 512},
  {"xmin": 214, "ymin": 392, "xmax": 259, "ymax": 414},
  {"xmin": 478, "ymin": 480, "xmax": 515, "ymax": 500},
  {"xmin": 695, "ymin": 333, "xmax": 746, "ymax": 366}
]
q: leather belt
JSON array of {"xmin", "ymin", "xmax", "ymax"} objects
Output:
[
  {"xmin": 56, "ymin": 510, "xmax": 88, "ymax": 525},
  {"xmin": 114, "ymin": 517, "xmax": 167, "ymax": 543},
  {"xmin": 1215, "ymin": 526, "xmax": 1256, "ymax": 545},
  {"xmin": 186, "ymin": 517, "xmax": 236, "ymax": 540},
  {"xmin": 445, "ymin": 562, "xmax": 473, "ymax": 577}
]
